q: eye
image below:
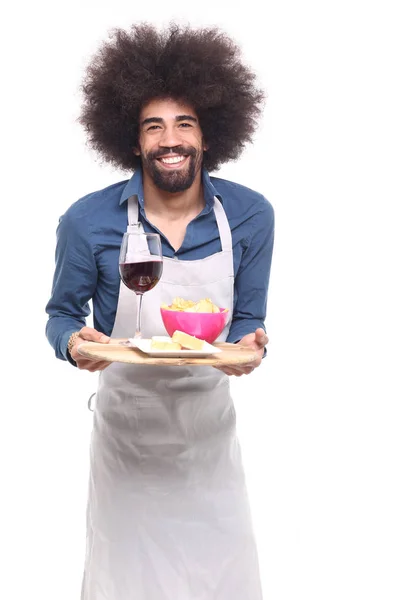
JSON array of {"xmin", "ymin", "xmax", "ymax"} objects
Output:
[
  {"xmin": 146, "ymin": 125, "xmax": 161, "ymax": 131},
  {"xmin": 179, "ymin": 122, "xmax": 193, "ymax": 128}
]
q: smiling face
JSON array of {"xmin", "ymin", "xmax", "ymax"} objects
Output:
[{"xmin": 135, "ymin": 98, "xmax": 207, "ymax": 193}]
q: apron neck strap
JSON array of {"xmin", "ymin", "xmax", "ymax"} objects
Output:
[
  {"xmin": 212, "ymin": 197, "xmax": 232, "ymax": 252},
  {"xmin": 127, "ymin": 195, "xmax": 142, "ymax": 233},
  {"xmin": 127, "ymin": 195, "xmax": 232, "ymax": 250}
]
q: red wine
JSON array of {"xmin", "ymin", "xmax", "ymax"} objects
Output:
[{"xmin": 119, "ymin": 260, "xmax": 163, "ymax": 293}]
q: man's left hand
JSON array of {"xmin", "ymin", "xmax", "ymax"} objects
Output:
[{"xmin": 214, "ymin": 328, "xmax": 269, "ymax": 377}]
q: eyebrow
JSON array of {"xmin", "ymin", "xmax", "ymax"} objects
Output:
[{"xmin": 141, "ymin": 115, "xmax": 198, "ymax": 126}]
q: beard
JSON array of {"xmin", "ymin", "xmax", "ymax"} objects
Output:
[{"xmin": 141, "ymin": 145, "xmax": 202, "ymax": 193}]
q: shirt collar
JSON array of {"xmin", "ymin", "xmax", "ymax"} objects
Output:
[
  {"xmin": 119, "ymin": 169, "xmax": 144, "ymax": 206},
  {"xmin": 119, "ymin": 168, "xmax": 223, "ymax": 207}
]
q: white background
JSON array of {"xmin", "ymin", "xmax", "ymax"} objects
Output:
[{"xmin": 1, "ymin": 1, "xmax": 399, "ymax": 598}]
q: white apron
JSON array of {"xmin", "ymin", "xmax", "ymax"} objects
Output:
[{"xmin": 81, "ymin": 196, "xmax": 263, "ymax": 600}]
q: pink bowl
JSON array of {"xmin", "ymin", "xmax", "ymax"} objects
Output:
[{"xmin": 160, "ymin": 307, "xmax": 229, "ymax": 344}]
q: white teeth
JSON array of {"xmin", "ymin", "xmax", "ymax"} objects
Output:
[{"xmin": 159, "ymin": 156, "xmax": 185, "ymax": 164}]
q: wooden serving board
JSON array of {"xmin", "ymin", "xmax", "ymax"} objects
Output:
[{"xmin": 77, "ymin": 340, "xmax": 258, "ymax": 367}]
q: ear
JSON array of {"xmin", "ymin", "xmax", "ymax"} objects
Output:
[
  {"xmin": 203, "ymin": 142, "xmax": 209, "ymax": 152},
  {"xmin": 133, "ymin": 147, "xmax": 141, "ymax": 156}
]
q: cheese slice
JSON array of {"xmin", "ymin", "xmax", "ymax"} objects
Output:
[
  {"xmin": 171, "ymin": 330, "xmax": 205, "ymax": 350},
  {"xmin": 151, "ymin": 339, "xmax": 182, "ymax": 351}
]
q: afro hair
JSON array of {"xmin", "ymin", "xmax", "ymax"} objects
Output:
[{"xmin": 79, "ymin": 22, "xmax": 265, "ymax": 172}]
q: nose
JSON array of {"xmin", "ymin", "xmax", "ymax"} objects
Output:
[{"xmin": 158, "ymin": 125, "xmax": 183, "ymax": 149}]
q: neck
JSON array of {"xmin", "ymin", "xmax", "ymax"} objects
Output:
[{"xmin": 142, "ymin": 170, "xmax": 205, "ymax": 219}]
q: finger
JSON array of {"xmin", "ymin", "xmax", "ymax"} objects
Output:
[
  {"xmin": 250, "ymin": 354, "xmax": 263, "ymax": 368},
  {"xmin": 76, "ymin": 358, "xmax": 98, "ymax": 369},
  {"xmin": 77, "ymin": 359, "xmax": 111, "ymax": 372},
  {"xmin": 72, "ymin": 343, "xmax": 108, "ymax": 362},
  {"xmin": 239, "ymin": 366, "xmax": 255, "ymax": 375},
  {"xmin": 71, "ymin": 347, "xmax": 98, "ymax": 362},
  {"xmin": 225, "ymin": 366, "xmax": 245, "ymax": 377},
  {"xmin": 76, "ymin": 359, "xmax": 92, "ymax": 370},
  {"xmin": 71, "ymin": 347, "xmax": 87, "ymax": 362},
  {"xmin": 255, "ymin": 328, "xmax": 269, "ymax": 347},
  {"xmin": 86, "ymin": 361, "xmax": 112, "ymax": 372},
  {"xmin": 78, "ymin": 327, "xmax": 110, "ymax": 344},
  {"xmin": 213, "ymin": 366, "xmax": 236, "ymax": 376}
]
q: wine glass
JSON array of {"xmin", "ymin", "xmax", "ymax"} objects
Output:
[{"xmin": 119, "ymin": 230, "xmax": 163, "ymax": 339}]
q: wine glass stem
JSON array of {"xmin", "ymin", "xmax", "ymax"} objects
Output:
[{"xmin": 135, "ymin": 294, "xmax": 144, "ymax": 339}]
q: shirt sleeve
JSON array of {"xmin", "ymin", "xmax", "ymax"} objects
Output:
[
  {"xmin": 227, "ymin": 199, "xmax": 275, "ymax": 346},
  {"xmin": 45, "ymin": 206, "xmax": 98, "ymax": 364}
]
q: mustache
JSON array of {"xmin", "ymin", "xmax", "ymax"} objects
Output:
[{"xmin": 147, "ymin": 146, "xmax": 197, "ymax": 160}]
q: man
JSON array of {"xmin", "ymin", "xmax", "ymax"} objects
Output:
[{"xmin": 46, "ymin": 23, "xmax": 274, "ymax": 600}]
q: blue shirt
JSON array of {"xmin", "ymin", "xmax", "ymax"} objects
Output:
[{"xmin": 45, "ymin": 169, "xmax": 274, "ymax": 363}]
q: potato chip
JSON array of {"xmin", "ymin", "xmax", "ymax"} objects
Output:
[
  {"xmin": 170, "ymin": 297, "xmax": 194, "ymax": 311},
  {"xmin": 162, "ymin": 297, "xmax": 222, "ymax": 313},
  {"xmin": 172, "ymin": 298, "xmax": 191, "ymax": 310},
  {"xmin": 196, "ymin": 299, "xmax": 212, "ymax": 313}
]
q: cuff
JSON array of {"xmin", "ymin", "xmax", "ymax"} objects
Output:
[{"xmin": 61, "ymin": 329, "xmax": 78, "ymax": 366}]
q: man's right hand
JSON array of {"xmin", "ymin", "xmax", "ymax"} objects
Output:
[{"xmin": 70, "ymin": 327, "xmax": 112, "ymax": 372}]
